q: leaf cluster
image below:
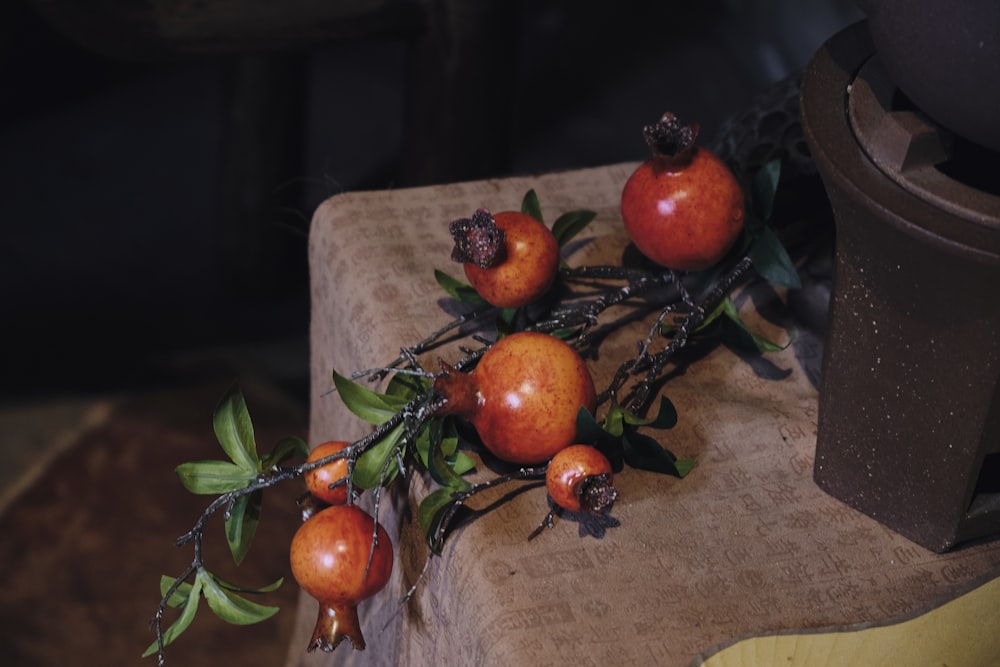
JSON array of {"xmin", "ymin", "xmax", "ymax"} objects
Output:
[
  {"xmin": 577, "ymin": 398, "xmax": 695, "ymax": 478},
  {"xmin": 150, "ymin": 384, "xmax": 308, "ymax": 658}
]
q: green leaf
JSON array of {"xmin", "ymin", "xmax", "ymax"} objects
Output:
[
  {"xmin": 577, "ymin": 406, "xmax": 616, "ymax": 445},
  {"xmin": 448, "ymin": 451, "xmax": 477, "ymax": 476},
  {"xmin": 418, "ymin": 487, "xmax": 459, "ymax": 554},
  {"xmin": 722, "ymin": 298, "xmax": 791, "ymax": 354},
  {"xmin": 521, "ymin": 189, "xmax": 543, "ymax": 222},
  {"xmin": 415, "ymin": 419, "xmax": 476, "ymax": 479},
  {"xmin": 200, "ymin": 570, "xmax": 279, "ymax": 625},
  {"xmin": 385, "ymin": 372, "xmax": 426, "ymax": 401},
  {"xmin": 600, "ymin": 402, "xmax": 627, "ymax": 437},
  {"xmin": 751, "ymin": 159, "xmax": 782, "ymax": 221},
  {"xmin": 426, "ymin": 423, "xmax": 472, "ymax": 491},
  {"xmin": 660, "ymin": 299, "xmax": 728, "ymax": 337},
  {"xmin": 142, "ymin": 575, "xmax": 203, "ymax": 657},
  {"xmin": 261, "ymin": 435, "xmax": 309, "ymax": 470},
  {"xmin": 674, "ymin": 457, "xmax": 697, "ymax": 477},
  {"xmin": 212, "ymin": 384, "xmax": 260, "ymax": 473},
  {"xmin": 353, "ymin": 421, "xmax": 405, "ymax": 489},
  {"xmin": 622, "ymin": 431, "xmax": 695, "ymax": 478},
  {"xmin": 214, "ymin": 575, "xmax": 284, "ymax": 595},
  {"xmin": 333, "ymin": 372, "xmax": 410, "ymax": 425},
  {"xmin": 175, "ymin": 460, "xmax": 255, "ymax": 495},
  {"xmin": 551, "ymin": 210, "xmax": 597, "ymax": 247},
  {"xmin": 495, "ymin": 307, "xmax": 520, "ymax": 336},
  {"xmin": 749, "ymin": 225, "xmax": 801, "ymax": 289},
  {"xmin": 225, "ymin": 490, "xmax": 262, "ymax": 566},
  {"xmin": 434, "ymin": 269, "xmax": 486, "ymax": 305},
  {"xmin": 624, "ymin": 396, "xmax": 678, "ymax": 430},
  {"xmin": 158, "ymin": 575, "xmax": 193, "ymax": 608}
]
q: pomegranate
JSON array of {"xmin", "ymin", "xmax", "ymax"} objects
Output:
[
  {"xmin": 546, "ymin": 444, "xmax": 617, "ymax": 514},
  {"xmin": 289, "ymin": 504, "xmax": 393, "ymax": 652},
  {"xmin": 449, "ymin": 208, "xmax": 560, "ymax": 308},
  {"xmin": 433, "ymin": 332, "xmax": 596, "ymax": 465},
  {"xmin": 621, "ymin": 112, "xmax": 745, "ymax": 271},
  {"xmin": 304, "ymin": 440, "xmax": 352, "ymax": 505}
]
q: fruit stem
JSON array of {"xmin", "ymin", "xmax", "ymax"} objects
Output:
[
  {"xmin": 431, "ymin": 361, "xmax": 481, "ymax": 417},
  {"xmin": 643, "ymin": 112, "xmax": 699, "ymax": 164},
  {"xmin": 449, "ymin": 208, "xmax": 506, "ymax": 268},
  {"xmin": 308, "ymin": 602, "xmax": 366, "ymax": 652}
]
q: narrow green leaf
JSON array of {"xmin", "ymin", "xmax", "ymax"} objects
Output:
[
  {"xmin": 600, "ymin": 402, "xmax": 627, "ymax": 437},
  {"xmin": 623, "ymin": 396, "xmax": 678, "ymax": 430},
  {"xmin": 333, "ymin": 372, "xmax": 409, "ymax": 425},
  {"xmin": 751, "ymin": 159, "xmax": 782, "ymax": 221},
  {"xmin": 385, "ymin": 372, "xmax": 427, "ymax": 401},
  {"xmin": 418, "ymin": 488, "xmax": 459, "ymax": 555},
  {"xmin": 215, "ymin": 575, "xmax": 284, "ymax": 595},
  {"xmin": 674, "ymin": 457, "xmax": 698, "ymax": 477},
  {"xmin": 520, "ymin": 189, "xmax": 543, "ymax": 222},
  {"xmin": 225, "ymin": 490, "xmax": 262, "ymax": 565},
  {"xmin": 434, "ymin": 269, "xmax": 486, "ymax": 305},
  {"xmin": 353, "ymin": 422, "xmax": 405, "ymax": 489},
  {"xmin": 622, "ymin": 431, "xmax": 694, "ymax": 478},
  {"xmin": 142, "ymin": 576, "xmax": 203, "ymax": 657},
  {"xmin": 551, "ymin": 210, "xmax": 597, "ymax": 247},
  {"xmin": 722, "ymin": 299, "xmax": 791, "ymax": 354},
  {"xmin": 661, "ymin": 298, "xmax": 728, "ymax": 337},
  {"xmin": 201, "ymin": 570, "xmax": 279, "ymax": 625},
  {"xmin": 749, "ymin": 225, "xmax": 801, "ymax": 289},
  {"xmin": 158, "ymin": 575, "xmax": 193, "ymax": 608},
  {"xmin": 212, "ymin": 384, "xmax": 260, "ymax": 473},
  {"xmin": 175, "ymin": 460, "xmax": 255, "ymax": 495},
  {"xmin": 414, "ymin": 423, "xmax": 432, "ymax": 468},
  {"xmin": 448, "ymin": 451, "xmax": 477, "ymax": 476},
  {"xmin": 577, "ymin": 406, "xmax": 612, "ymax": 444},
  {"xmin": 261, "ymin": 435, "xmax": 309, "ymax": 470},
  {"xmin": 427, "ymin": 426, "xmax": 472, "ymax": 492}
]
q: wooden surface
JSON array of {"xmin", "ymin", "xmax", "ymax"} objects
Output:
[{"xmin": 292, "ymin": 163, "xmax": 1000, "ymax": 667}]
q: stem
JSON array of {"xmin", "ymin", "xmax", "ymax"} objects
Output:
[
  {"xmin": 626, "ymin": 256, "xmax": 754, "ymax": 413},
  {"xmin": 534, "ymin": 267, "xmax": 667, "ymax": 336},
  {"xmin": 431, "ymin": 467, "xmax": 547, "ymax": 550},
  {"xmin": 360, "ymin": 308, "xmax": 494, "ymax": 382}
]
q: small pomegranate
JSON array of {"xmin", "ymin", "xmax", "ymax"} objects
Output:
[
  {"xmin": 546, "ymin": 444, "xmax": 617, "ymax": 514},
  {"xmin": 621, "ymin": 112, "xmax": 745, "ymax": 271},
  {"xmin": 449, "ymin": 208, "xmax": 560, "ymax": 308},
  {"xmin": 433, "ymin": 332, "xmax": 596, "ymax": 465},
  {"xmin": 304, "ymin": 440, "xmax": 352, "ymax": 505},
  {"xmin": 289, "ymin": 504, "xmax": 393, "ymax": 653}
]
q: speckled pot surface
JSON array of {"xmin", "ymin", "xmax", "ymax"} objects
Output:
[{"xmin": 801, "ymin": 21, "xmax": 1000, "ymax": 552}]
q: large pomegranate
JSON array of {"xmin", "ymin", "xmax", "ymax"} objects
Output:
[{"xmin": 433, "ymin": 331, "xmax": 596, "ymax": 465}]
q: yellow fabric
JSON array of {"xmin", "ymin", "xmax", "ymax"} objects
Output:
[{"xmin": 699, "ymin": 574, "xmax": 1000, "ymax": 667}]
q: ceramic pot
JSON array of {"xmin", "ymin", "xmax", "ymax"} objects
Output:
[{"xmin": 857, "ymin": 0, "xmax": 1000, "ymax": 151}]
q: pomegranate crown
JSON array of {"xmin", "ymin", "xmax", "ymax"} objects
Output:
[{"xmin": 642, "ymin": 112, "xmax": 700, "ymax": 160}]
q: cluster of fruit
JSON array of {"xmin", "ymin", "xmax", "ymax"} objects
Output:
[
  {"xmin": 285, "ymin": 112, "xmax": 749, "ymax": 653},
  {"xmin": 149, "ymin": 112, "xmax": 797, "ymax": 664}
]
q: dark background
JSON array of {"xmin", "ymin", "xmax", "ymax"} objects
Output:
[{"xmin": 0, "ymin": 0, "xmax": 861, "ymax": 404}]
